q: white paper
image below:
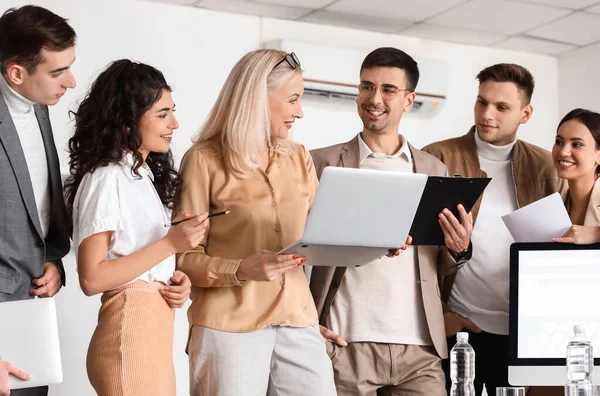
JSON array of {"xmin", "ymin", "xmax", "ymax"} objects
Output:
[{"xmin": 501, "ymin": 192, "xmax": 572, "ymax": 243}]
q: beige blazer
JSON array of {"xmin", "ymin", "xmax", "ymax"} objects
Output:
[
  {"xmin": 309, "ymin": 134, "xmax": 463, "ymax": 359},
  {"xmin": 563, "ymin": 177, "xmax": 600, "ymax": 227},
  {"xmin": 584, "ymin": 178, "xmax": 600, "ymax": 225}
]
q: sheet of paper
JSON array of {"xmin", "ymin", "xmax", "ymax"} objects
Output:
[{"xmin": 502, "ymin": 192, "xmax": 572, "ymax": 243}]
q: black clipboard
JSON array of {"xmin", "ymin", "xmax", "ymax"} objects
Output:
[{"xmin": 409, "ymin": 176, "xmax": 491, "ymax": 246}]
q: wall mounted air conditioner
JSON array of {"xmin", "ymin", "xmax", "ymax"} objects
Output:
[{"xmin": 264, "ymin": 39, "xmax": 449, "ymax": 119}]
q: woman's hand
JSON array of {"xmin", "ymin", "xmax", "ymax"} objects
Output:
[
  {"xmin": 553, "ymin": 225, "xmax": 600, "ymax": 244},
  {"xmin": 236, "ymin": 250, "xmax": 305, "ymax": 281},
  {"xmin": 160, "ymin": 270, "xmax": 191, "ymax": 308},
  {"xmin": 386, "ymin": 236, "xmax": 412, "ymax": 257},
  {"xmin": 165, "ymin": 212, "xmax": 209, "ymax": 254}
]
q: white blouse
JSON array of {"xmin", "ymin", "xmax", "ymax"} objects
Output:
[{"xmin": 72, "ymin": 152, "xmax": 175, "ymax": 288}]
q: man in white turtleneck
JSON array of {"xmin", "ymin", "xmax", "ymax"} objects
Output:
[
  {"xmin": 0, "ymin": 5, "xmax": 76, "ymax": 396},
  {"xmin": 424, "ymin": 64, "xmax": 563, "ymax": 396}
]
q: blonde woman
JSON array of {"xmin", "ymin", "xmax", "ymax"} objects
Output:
[{"xmin": 176, "ymin": 50, "xmax": 336, "ymax": 395}]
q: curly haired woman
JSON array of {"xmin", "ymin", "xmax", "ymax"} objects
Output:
[{"xmin": 64, "ymin": 60, "xmax": 208, "ymax": 396}]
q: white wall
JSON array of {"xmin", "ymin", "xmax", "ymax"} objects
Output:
[
  {"xmin": 559, "ymin": 42, "xmax": 600, "ymax": 118},
  {"xmin": 2, "ymin": 0, "xmax": 561, "ymax": 395},
  {"xmin": 262, "ymin": 18, "xmax": 560, "ymax": 152}
]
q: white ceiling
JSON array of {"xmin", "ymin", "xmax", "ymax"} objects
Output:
[{"xmin": 148, "ymin": 0, "xmax": 600, "ymax": 56}]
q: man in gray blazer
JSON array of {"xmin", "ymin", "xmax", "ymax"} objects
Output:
[{"xmin": 0, "ymin": 5, "xmax": 76, "ymax": 396}]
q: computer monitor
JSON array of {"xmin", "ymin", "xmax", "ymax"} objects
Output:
[{"xmin": 509, "ymin": 242, "xmax": 600, "ymax": 386}]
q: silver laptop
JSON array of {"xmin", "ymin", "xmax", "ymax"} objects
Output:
[
  {"xmin": 0, "ymin": 298, "xmax": 62, "ymax": 390},
  {"xmin": 279, "ymin": 166, "xmax": 428, "ymax": 267}
]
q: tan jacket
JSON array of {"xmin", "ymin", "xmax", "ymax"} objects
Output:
[
  {"xmin": 309, "ymin": 134, "xmax": 462, "ymax": 359},
  {"xmin": 423, "ymin": 127, "xmax": 565, "ymax": 303}
]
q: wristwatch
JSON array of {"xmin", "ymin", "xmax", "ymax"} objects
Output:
[{"xmin": 450, "ymin": 241, "xmax": 472, "ymax": 263}]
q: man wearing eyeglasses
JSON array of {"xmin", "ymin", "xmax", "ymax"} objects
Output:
[{"xmin": 309, "ymin": 47, "xmax": 473, "ymax": 396}]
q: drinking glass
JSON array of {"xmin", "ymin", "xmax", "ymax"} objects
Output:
[
  {"xmin": 496, "ymin": 387, "xmax": 526, "ymax": 396},
  {"xmin": 565, "ymin": 382, "xmax": 594, "ymax": 396}
]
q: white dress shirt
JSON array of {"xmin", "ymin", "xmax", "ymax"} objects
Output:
[
  {"xmin": 357, "ymin": 131, "xmax": 412, "ymax": 164},
  {"xmin": 72, "ymin": 152, "xmax": 175, "ymax": 288}
]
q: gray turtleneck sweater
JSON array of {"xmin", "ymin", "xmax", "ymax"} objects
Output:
[{"xmin": 448, "ymin": 131, "xmax": 518, "ymax": 336}]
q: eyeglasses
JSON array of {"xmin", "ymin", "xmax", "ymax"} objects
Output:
[
  {"xmin": 272, "ymin": 52, "xmax": 301, "ymax": 71},
  {"xmin": 358, "ymin": 82, "xmax": 411, "ymax": 101}
]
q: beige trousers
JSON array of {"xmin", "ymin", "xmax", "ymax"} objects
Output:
[{"xmin": 326, "ymin": 341, "xmax": 446, "ymax": 396}]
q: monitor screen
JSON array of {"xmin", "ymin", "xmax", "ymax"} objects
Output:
[
  {"xmin": 517, "ymin": 249, "xmax": 600, "ymax": 359},
  {"xmin": 509, "ymin": 243, "xmax": 600, "ymax": 386}
]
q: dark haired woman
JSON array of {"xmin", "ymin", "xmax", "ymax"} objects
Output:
[
  {"xmin": 552, "ymin": 108, "xmax": 600, "ymax": 245},
  {"xmin": 526, "ymin": 110, "xmax": 600, "ymax": 396},
  {"xmin": 64, "ymin": 59, "xmax": 209, "ymax": 396}
]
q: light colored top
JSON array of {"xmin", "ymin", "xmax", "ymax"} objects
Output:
[
  {"xmin": 72, "ymin": 152, "xmax": 175, "ymax": 288},
  {"xmin": 358, "ymin": 131, "xmax": 412, "ymax": 163},
  {"xmin": 449, "ymin": 131, "xmax": 518, "ymax": 335},
  {"xmin": 0, "ymin": 74, "xmax": 50, "ymax": 237},
  {"xmin": 327, "ymin": 134, "xmax": 432, "ymax": 346},
  {"xmin": 176, "ymin": 142, "xmax": 319, "ymax": 332}
]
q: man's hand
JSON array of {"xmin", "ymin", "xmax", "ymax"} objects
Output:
[
  {"xmin": 439, "ymin": 204, "xmax": 473, "ymax": 255},
  {"xmin": 160, "ymin": 271, "xmax": 192, "ymax": 308},
  {"xmin": 444, "ymin": 311, "xmax": 481, "ymax": 337},
  {"xmin": 553, "ymin": 225, "xmax": 600, "ymax": 245},
  {"xmin": 30, "ymin": 262, "xmax": 62, "ymax": 297},
  {"xmin": 319, "ymin": 325, "xmax": 347, "ymax": 347},
  {"xmin": 0, "ymin": 360, "xmax": 30, "ymax": 396}
]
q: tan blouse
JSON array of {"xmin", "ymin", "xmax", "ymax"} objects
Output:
[{"xmin": 176, "ymin": 142, "xmax": 319, "ymax": 332}]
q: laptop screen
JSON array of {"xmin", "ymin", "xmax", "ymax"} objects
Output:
[{"xmin": 513, "ymin": 245, "xmax": 600, "ymax": 360}]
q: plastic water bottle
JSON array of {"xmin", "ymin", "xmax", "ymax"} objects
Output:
[
  {"xmin": 450, "ymin": 332, "xmax": 476, "ymax": 396},
  {"xmin": 565, "ymin": 325, "xmax": 593, "ymax": 396}
]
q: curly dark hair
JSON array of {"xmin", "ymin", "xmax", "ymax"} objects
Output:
[{"xmin": 64, "ymin": 59, "xmax": 181, "ymax": 234}]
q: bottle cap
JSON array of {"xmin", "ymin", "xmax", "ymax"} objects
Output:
[
  {"xmin": 574, "ymin": 324, "xmax": 586, "ymax": 336},
  {"xmin": 457, "ymin": 332, "xmax": 469, "ymax": 342}
]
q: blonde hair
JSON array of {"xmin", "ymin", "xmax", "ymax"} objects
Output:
[{"xmin": 193, "ymin": 49, "xmax": 301, "ymax": 177}]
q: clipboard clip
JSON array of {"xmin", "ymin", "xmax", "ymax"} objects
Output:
[{"xmin": 452, "ymin": 174, "xmax": 474, "ymax": 184}]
